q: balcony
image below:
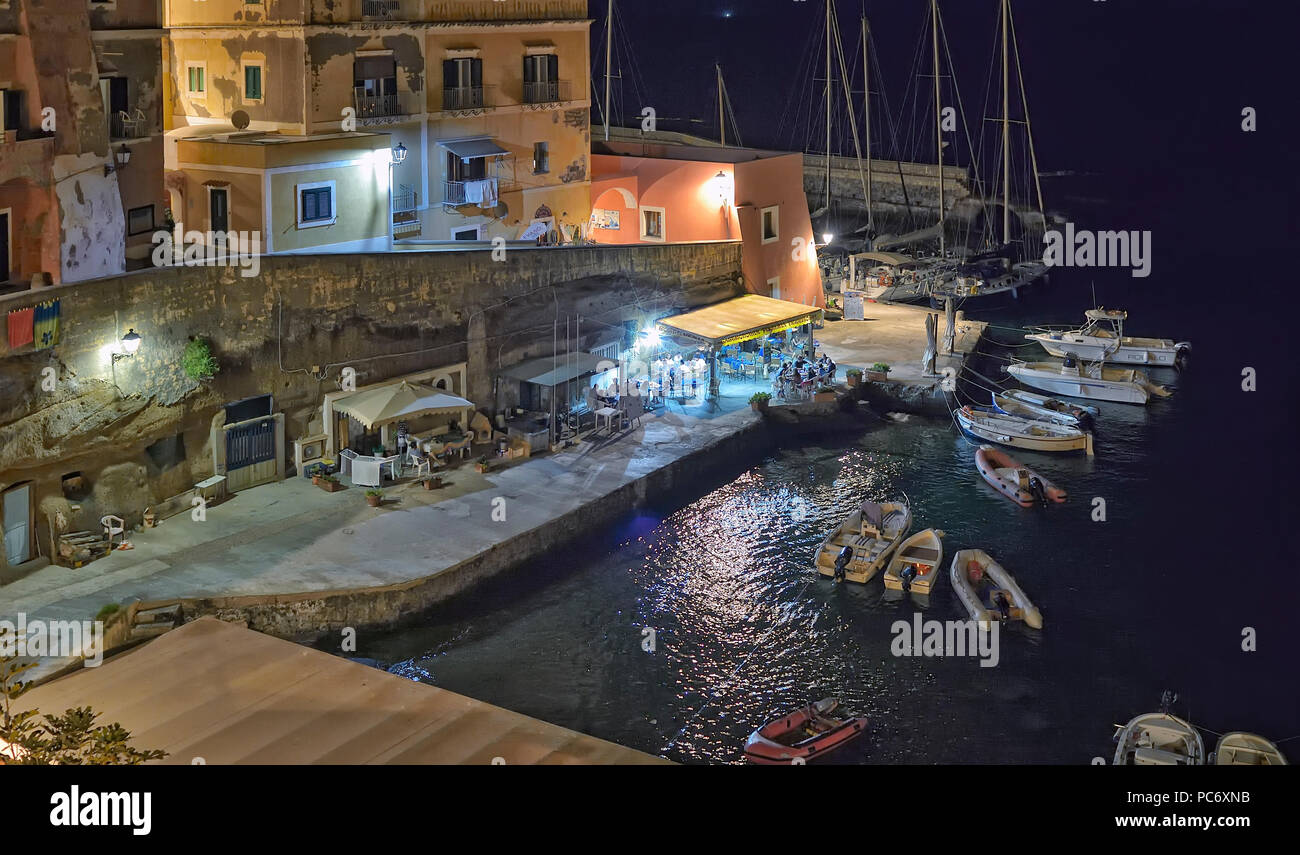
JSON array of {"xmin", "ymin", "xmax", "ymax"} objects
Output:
[
  {"xmin": 361, "ymin": 0, "xmax": 403, "ymax": 19},
  {"xmin": 523, "ymin": 80, "xmax": 571, "ymax": 105},
  {"xmin": 443, "ymin": 177, "xmax": 498, "ymax": 208},
  {"xmin": 442, "ymin": 86, "xmax": 488, "ymax": 112},
  {"xmin": 353, "ymin": 89, "xmax": 406, "ymax": 120},
  {"xmin": 109, "ymin": 108, "xmax": 152, "ymax": 141}
]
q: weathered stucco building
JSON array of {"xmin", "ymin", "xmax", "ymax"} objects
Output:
[
  {"xmin": 0, "ymin": 0, "xmax": 166, "ymax": 286},
  {"xmin": 163, "ymin": 0, "xmax": 593, "ymax": 249}
]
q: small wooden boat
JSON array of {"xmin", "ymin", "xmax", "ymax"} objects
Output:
[
  {"xmin": 815, "ymin": 499, "xmax": 911, "ymax": 584},
  {"xmin": 1008, "ymin": 356, "xmax": 1169, "ymax": 405},
  {"xmin": 975, "ymin": 445, "xmax": 1067, "ymax": 507},
  {"xmin": 743, "ymin": 698, "xmax": 868, "ymax": 764},
  {"xmin": 992, "ymin": 391, "xmax": 1085, "ymax": 427},
  {"xmin": 950, "ymin": 549, "xmax": 1042, "ymax": 630},
  {"xmin": 1004, "ymin": 389, "xmax": 1098, "ymax": 420},
  {"xmin": 883, "ymin": 528, "xmax": 944, "ymax": 595},
  {"xmin": 956, "ymin": 405, "xmax": 1094, "ymax": 455},
  {"xmin": 1212, "ymin": 732, "xmax": 1288, "ymax": 765},
  {"xmin": 1113, "ymin": 693, "xmax": 1205, "ymax": 765}
]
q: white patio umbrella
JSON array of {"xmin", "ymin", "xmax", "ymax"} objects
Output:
[{"xmin": 333, "ymin": 381, "xmax": 474, "ymax": 429}]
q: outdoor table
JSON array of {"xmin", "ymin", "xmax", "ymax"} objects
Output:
[{"xmin": 595, "ymin": 406, "xmax": 619, "ymax": 436}]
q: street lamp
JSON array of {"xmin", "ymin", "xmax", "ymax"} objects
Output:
[
  {"xmin": 391, "ymin": 142, "xmax": 408, "ymax": 164},
  {"xmin": 104, "ymin": 144, "xmax": 132, "ymax": 176},
  {"xmin": 822, "ymin": 232, "xmax": 835, "ymax": 245},
  {"xmin": 114, "ymin": 329, "xmax": 142, "ymax": 361}
]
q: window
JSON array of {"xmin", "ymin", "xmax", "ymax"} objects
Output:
[
  {"xmin": 446, "ymin": 151, "xmax": 487, "ymax": 183},
  {"xmin": 761, "ymin": 206, "xmax": 779, "ymax": 244},
  {"xmin": 355, "ymin": 55, "xmax": 398, "ymax": 116},
  {"xmin": 243, "ymin": 63, "xmax": 263, "ymax": 102},
  {"xmin": 523, "ymin": 53, "xmax": 559, "ymax": 103},
  {"xmin": 533, "ymin": 141, "xmax": 549, "ymax": 174},
  {"xmin": 442, "ymin": 57, "xmax": 483, "ymax": 110},
  {"xmin": 186, "ymin": 64, "xmax": 206, "ymax": 94},
  {"xmin": 127, "ymin": 205, "xmax": 155, "ymax": 236},
  {"xmin": 298, "ymin": 181, "xmax": 336, "ymax": 228},
  {"xmin": 1, "ymin": 89, "xmax": 24, "ymax": 135},
  {"xmin": 639, "ymin": 206, "xmax": 665, "ymax": 242},
  {"xmin": 451, "ymin": 226, "xmax": 481, "ymax": 241},
  {"xmin": 768, "ymin": 277, "xmax": 781, "ymax": 300}
]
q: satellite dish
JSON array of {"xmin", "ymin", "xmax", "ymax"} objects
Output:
[{"xmin": 230, "ymin": 110, "xmax": 250, "ymax": 131}]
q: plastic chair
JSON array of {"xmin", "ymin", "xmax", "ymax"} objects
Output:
[{"xmin": 101, "ymin": 515, "xmax": 125, "ymax": 548}]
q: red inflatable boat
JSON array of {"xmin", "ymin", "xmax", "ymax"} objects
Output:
[
  {"xmin": 743, "ymin": 698, "xmax": 868, "ymax": 764},
  {"xmin": 975, "ymin": 445, "xmax": 1067, "ymax": 508}
]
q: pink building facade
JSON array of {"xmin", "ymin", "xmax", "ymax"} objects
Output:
[{"xmin": 589, "ymin": 142, "xmax": 823, "ymax": 308}]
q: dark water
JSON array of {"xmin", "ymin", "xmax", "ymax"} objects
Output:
[{"xmin": 349, "ymin": 246, "xmax": 1299, "ymax": 763}]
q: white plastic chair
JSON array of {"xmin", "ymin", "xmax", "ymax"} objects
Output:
[{"xmin": 101, "ymin": 515, "xmax": 125, "ymax": 548}]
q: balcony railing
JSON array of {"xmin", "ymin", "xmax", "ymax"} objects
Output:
[
  {"xmin": 109, "ymin": 108, "xmax": 151, "ymax": 141},
  {"xmin": 523, "ymin": 80, "xmax": 571, "ymax": 105},
  {"xmin": 353, "ymin": 89, "xmax": 404, "ymax": 119},
  {"xmin": 442, "ymin": 86, "xmax": 487, "ymax": 112},
  {"xmin": 443, "ymin": 177, "xmax": 498, "ymax": 207},
  {"xmin": 392, "ymin": 183, "xmax": 418, "ymax": 215},
  {"xmin": 362, "ymin": 0, "xmax": 402, "ymax": 19}
]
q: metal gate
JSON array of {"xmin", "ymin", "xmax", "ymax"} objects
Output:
[{"xmin": 224, "ymin": 417, "xmax": 279, "ymax": 491}]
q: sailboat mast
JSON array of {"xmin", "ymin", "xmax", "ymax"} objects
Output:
[
  {"xmin": 604, "ymin": 0, "xmax": 614, "ymax": 141},
  {"xmin": 932, "ymin": 0, "xmax": 944, "ymax": 257},
  {"xmin": 863, "ymin": 15, "xmax": 872, "ymax": 230},
  {"xmin": 718, "ymin": 64, "xmax": 726, "ymax": 146},
  {"xmin": 1001, "ymin": 0, "xmax": 1011, "ymax": 247},
  {"xmin": 825, "ymin": 0, "xmax": 833, "ymax": 213}
]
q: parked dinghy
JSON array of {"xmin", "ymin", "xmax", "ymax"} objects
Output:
[
  {"xmin": 975, "ymin": 445, "xmax": 1067, "ymax": 507},
  {"xmin": 815, "ymin": 499, "xmax": 911, "ymax": 584},
  {"xmin": 883, "ymin": 528, "xmax": 944, "ymax": 595},
  {"xmin": 1004, "ymin": 389, "xmax": 1098, "ymax": 420},
  {"xmin": 992, "ymin": 391, "xmax": 1085, "ymax": 427},
  {"xmin": 743, "ymin": 698, "xmax": 868, "ymax": 764},
  {"xmin": 1212, "ymin": 732, "xmax": 1288, "ymax": 765},
  {"xmin": 950, "ymin": 549, "xmax": 1042, "ymax": 630},
  {"xmin": 1113, "ymin": 693, "xmax": 1205, "ymax": 765},
  {"xmin": 957, "ymin": 406, "xmax": 1094, "ymax": 455}
]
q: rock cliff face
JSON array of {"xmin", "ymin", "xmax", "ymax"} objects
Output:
[{"xmin": 0, "ymin": 242, "xmax": 743, "ymax": 573}]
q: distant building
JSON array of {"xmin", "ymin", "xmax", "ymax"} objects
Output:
[
  {"xmin": 0, "ymin": 0, "xmax": 165, "ymax": 286},
  {"xmin": 163, "ymin": 0, "xmax": 593, "ymax": 249},
  {"xmin": 590, "ymin": 140, "xmax": 824, "ymax": 307}
]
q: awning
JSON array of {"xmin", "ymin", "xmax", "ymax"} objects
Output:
[
  {"xmin": 440, "ymin": 137, "xmax": 509, "ymax": 160},
  {"xmin": 333, "ymin": 381, "xmax": 473, "ymax": 429},
  {"xmin": 657, "ymin": 294, "xmax": 823, "ymax": 348},
  {"xmin": 500, "ymin": 352, "xmax": 618, "ymax": 387}
]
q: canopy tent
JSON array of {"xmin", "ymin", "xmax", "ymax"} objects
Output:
[
  {"xmin": 333, "ymin": 381, "xmax": 474, "ymax": 429},
  {"xmin": 657, "ymin": 294, "xmax": 823, "ymax": 348},
  {"xmin": 499, "ymin": 352, "xmax": 618, "ymax": 388}
]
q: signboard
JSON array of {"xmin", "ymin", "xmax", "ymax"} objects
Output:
[{"xmin": 591, "ymin": 208, "xmax": 620, "ymax": 230}]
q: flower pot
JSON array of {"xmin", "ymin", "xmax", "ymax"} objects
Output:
[
  {"xmin": 311, "ymin": 474, "xmax": 322, "ymax": 486},
  {"xmin": 475, "ymin": 463, "xmax": 490, "ymax": 474},
  {"xmin": 814, "ymin": 391, "xmax": 836, "ymax": 403},
  {"xmin": 143, "ymin": 512, "xmax": 157, "ymax": 528},
  {"xmin": 423, "ymin": 477, "xmax": 443, "ymax": 491},
  {"xmin": 317, "ymin": 479, "xmax": 341, "ymax": 493},
  {"xmin": 366, "ymin": 495, "xmax": 381, "ymax": 508},
  {"xmin": 846, "ymin": 374, "xmax": 860, "ymax": 388},
  {"xmin": 866, "ymin": 371, "xmax": 888, "ymax": 382},
  {"xmin": 750, "ymin": 400, "xmax": 769, "ymax": 413}
]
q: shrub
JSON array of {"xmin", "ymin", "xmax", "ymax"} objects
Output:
[
  {"xmin": 365, "ymin": 489, "xmax": 383, "ymax": 498},
  {"xmin": 183, "ymin": 338, "xmax": 220, "ymax": 381},
  {"xmin": 749, "ymin": 392, "xmax": 772, "ymax": 404},
  {"xmin": 870, "ymin": 362, "xmax": 891, "ymax": 373},
  {"xmin": 95, "ymin": 603, "xmax": 120, "ymax": 622},
  {"xmin": 846, "ymin": 368, "xmax": 863, "ymax": 378}
]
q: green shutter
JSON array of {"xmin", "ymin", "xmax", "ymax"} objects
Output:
[{"xmin": 245, "ymin": 65, "xmax": 262, "ymax": 100}]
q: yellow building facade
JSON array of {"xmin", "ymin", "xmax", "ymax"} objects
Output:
[{"xmin": 163, "ymin": 0, "xmax": 593, "ymax": 249}]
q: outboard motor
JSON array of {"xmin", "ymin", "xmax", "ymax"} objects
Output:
[
  {"xmin": 1028, "ymin": 476, "xmax": 1048, "ymax": 508},
  {"xmin": 1174, "ymin": 342, "xmax": 1191, "ymax": 372},
  {"xmin": 833, "ymin": 545, "xmax": 854, "ymax": 581},
  {"xmin": 900, "ymin": 564, "xmax": 918, "ymax": 592}
]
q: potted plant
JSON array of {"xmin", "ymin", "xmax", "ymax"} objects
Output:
[
  {"xmin": 316, "ymin": 474, "xmax": 342, "ymax": 493},
  {"xmin": 749, "ymin": 391, "xmax": 772, "ymax": 412},
  {"xmin": 422, "ymin": 475, "xmax": 444, "ymax": 490},
  {"xmin": 142, "ymin": 507, "xmax": 157, "ymax": 528},
  {"xmin": 814, "ymin": 385, "xmax": 837, "ymax": 403},
  {"xmin": 365, "ymin": 489, "xmax": 383, "ymax": 508},
  {"xmin": 474, "ymin": 455, "xmax": 491, "ymax": 474},
  {"xmin": 845, "ymin": 368, "xmax": 863, "ymax": 388},
  {"xmin": 866, "ymin": 362, "xmax": 891, "ymax": 382}
]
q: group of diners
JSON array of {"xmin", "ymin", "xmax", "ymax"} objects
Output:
[{"xmin": 772, "ymin": 353, "xmax": 837, "ymax": 400}]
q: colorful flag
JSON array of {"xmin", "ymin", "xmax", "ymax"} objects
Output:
[
  {"xmin": 7, "ymin": 306, "xmax": 34, "ymax": 350},
  {"xmin": 33, "ymin": 299, "xmax": 60, "ymax": 349}
]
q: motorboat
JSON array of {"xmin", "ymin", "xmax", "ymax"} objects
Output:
[
  {"xmin": 882, "ymin": 528, "xmax": 944, "ymax": 595},
  {"xmin": 1211, "ymin": 732, "xmax": 1288, "ymax": 765},
  {"xmin": 975, "ymin": 445, "xmax": 1067, "ymax": 507},
  {"xmin": 950, "ymin": 549, "xmax": 1042, "ymax": 630},
  {"xmin": 743, "ymin": 698, "xmax": 868, "ymax": 764},
  {"xmin": 1003, "ymin": 389, "xmax": 1098, "ymax": 420},
  {"xmin": 992, "ymin": 391, "xmax": 1085, "ymax": 427},
  {"xmin": 1026, "ymin": 308, "xmax": 1190, "ymax": 367},
  {"xmin": 815, "ymin": 499, "xmax": 912, "ymax": 584},
  {"xmin": 1007, "ymin": 355, "xmax": 1170, "ymax": 405},
  {"xmin": 956, "ymin": 405, "xmax": 1094, "ymax": 455},
  {"xmin": 1113, "ymin": 693, "xmax": 1205, "ymax": 765}
]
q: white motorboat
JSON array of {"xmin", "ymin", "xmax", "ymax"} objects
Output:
[
  {"xmin": 991, "ymin": 391, "xmax": 1084, "ymax": 427},
  {"xmin": 815, "ymin": 499, "xmax": 912, "ymax": 585},
  {"xmin": 950, "ymin": 549, "xmax": 1042, "ymax": 630},
  {"xmin": 1003, "ymin": 389, "xmax": 1098, "ymax": 419},
  {"xmin": 956, "ymin": 406, "xmax": 1094, "ymax": 455},
  {"xmin": 1026, "ymin": 308, "xmax": 1191, "ymax": 367},
  {"xmin": 1008, "ymin": 355, "xmax": 1170, "ymax": 405},
  {"xmin": 1211, "ymin": 732, "xmax": 1288, "ymax": 765},
  {"xmin": 1113, "ymin": 693, "xmax": 1205, "ymax": 765}
]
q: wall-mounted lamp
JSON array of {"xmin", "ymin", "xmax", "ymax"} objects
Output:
[
  {"xmin": 392, "ymin": 142, "xmax": 408, "ymax": 164},
  {"xmin": 104, "ymin": 144, "xmax": 132, "ymax": 176},
  {"xmin": 821, "ymin": 232, "xmax": 835, "ymax": 246},
  {"xmin": 113, "ymin": 328, "xmax": 142, "ymax": 361},
  {"xmin": 713, "ymin": 169, "xmax": 733, "ymax": 206}
]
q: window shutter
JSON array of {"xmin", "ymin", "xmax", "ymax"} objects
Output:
[
  {"xmin": 471, "ymin": 58, "xmax": 482, "ymax": 87},
  {"xmin": 547, "ymin": 54, "xmax": 558, "ymax": 82},
  {"xmin": 442, "ymin": 59, "xmax": 456, "ymax": 89},
  {"xmin": 523, "ymin": 56, "xmax": 535, "ymax": 85}
]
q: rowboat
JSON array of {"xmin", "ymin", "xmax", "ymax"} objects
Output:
[
  {"xmin": 1026, "ymin": 308, "xmax": 1190, "ymax": 367},
  {"xmin": 1004, "ymin": 389, "xmax": 1098, "ymax": 419},
  {"xmin": 956, "ymin": 405, "xmax": 1094, "ymax": 455},
  {"xmin": 743, "ymin": 698, "xmax": 868, "ymax": 764},
  {"xmin": 882, "ymin": 528, "xmax": 944, "ymax": 595},
  {"xmin": 992, "ymin": 391, "xmax": 1085, "ymax": 427},
  {"xmin": 1113, "ymin": 693, "xmax": 1205, "ymax": 765},
  {"xmin": 975, "ymin": 445, "xmax": 1067, "ymax": 507},
  {"xmin": 1212, "ymin": 732, "xmax": 1288, "ymax": 765},
  {"xmin": 814, "ymin": 499, "xmax": 911, "ymax": 584},
  {"xmin": 950, "ymin": 549, "xmax": 1042, "ymax": 630},
  {"xmin": 1008, "ymin": 356, "xmax": 1169, "ymax": 405}
]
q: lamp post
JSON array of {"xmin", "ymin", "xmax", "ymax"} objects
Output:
[{"xmin": 104, "ymin": 144, "xmax": 132, "ymax": 177}]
